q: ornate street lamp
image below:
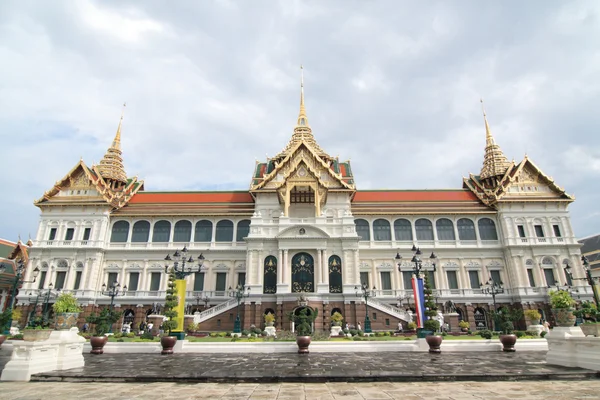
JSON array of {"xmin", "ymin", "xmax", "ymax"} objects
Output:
[
  {"xmin": 0, "ymin": 259, "xmax": 40, "ymax": 334},
  {"xmin": 481, "ymin": 277, "xmax": 504, "ymax": 331},
  {"xmin": 395, "ymin": 246, "xmax": 438, "ymax": 331},
  {"xmin": 164, "ymin": 247, "xmax": 205, "ymax": 339},
  {"xmin": 355, "ymin": 283, "xmax": 376, "ymax": 333},
  {"xmin": 564, "ymin": 258, "xmax": 600, "ymax": 308},
  {"xmin": 100, "ymin": 281, "xmax": 126, "ymax": 333},
  {"xmin": 41, "ymin": 283, "xmax": 60, "ymax": 326},
  {"xmin": 228, "ymin": 284, "xmax": 250, "ymax": 334},
  {"xmin": 191, "ymin": 292, "xmax": 210, "ymax": 313}
]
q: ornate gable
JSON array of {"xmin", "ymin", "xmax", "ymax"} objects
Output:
[{"xmin": 463, "ymin": 156, "xmax": 573, "ymax": 206}]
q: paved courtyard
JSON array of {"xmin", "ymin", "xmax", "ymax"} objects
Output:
[
  {"xmin": 1, "ymin": 380, "xmax": 600, "ymax": 400},
  {"xmin": 0, "ymin": 351, "xmax": 595, "ymax": 383}
]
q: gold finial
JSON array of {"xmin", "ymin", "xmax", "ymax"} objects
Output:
[
  {"xmin": 297, "ymin": 65, "xmax": 308, "ymax": 127},
  {"xmin": 97, "ymin": 103, "xmax": 128, "ymax": 185},
  {"xmin": 112, "ymin": 102, "xmax": 126, "ymax": 150}
]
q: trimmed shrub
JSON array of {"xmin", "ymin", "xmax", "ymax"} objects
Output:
[{"xmin": 479, "ymin": 329, "xmax": 493, "ymax": 339}]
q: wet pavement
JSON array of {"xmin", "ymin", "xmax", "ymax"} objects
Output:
[
  {"xmin": 2, "ymin": 351, "xmax": 594, "ymax": 383},
  {"xmin": 2, "ymin": 380, "xmax": 600, "ymax": 400}
]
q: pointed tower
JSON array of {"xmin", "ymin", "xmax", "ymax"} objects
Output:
[
  {"xmin": 479, "ymin": 100, "xmax": 510, "ymax": 187},
  {"xmin": 97, "ymin": 104, "xmax": 129, "ymax": 190},
  {"xmin": 274, "ymin": 66, "xmax": 328, "ymax": 159}
]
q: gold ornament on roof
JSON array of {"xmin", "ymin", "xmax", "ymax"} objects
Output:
[
  {"xmin": 275, "ymin": 65, "xmax": 329, "ymax": 159},
  {"xmin": 479, "ymin": 99, "xmax": 511, "ymax": 180},
  {"xmin": 97, "ymin": 103, "xmax": 128, "ymax": 184}
]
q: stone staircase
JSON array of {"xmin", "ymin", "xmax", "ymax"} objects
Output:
[
  {"xmin": 192, "ymin": 298, "xmax": 239, "ymax": 325},
  {"xmin": 361, "ymin": 297, "xmax": 413, "ymax": 323}
]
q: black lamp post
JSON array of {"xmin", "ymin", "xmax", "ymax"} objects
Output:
[
  {"xmin": 228, "ymin": 284, "xmax": 250, "ymax": 334},
  {"xmin": 164, "ymin": 247, "xmax": 205, "ymax": 279},
  {"xmin": 40, "ymin": 283, "xmax": 61, "ymax": 326},
  {"xmin": 100, "ymin": 281, "xmax": 126, "ymax": 333},
  {"xmin": 481, "ymin": 277, "xmax": 504, "ymax": 331},
  {"xmin": 192, "ymin": 292, "xmax": 210, "ymax": 312},
  {"xmin": 564, "ymin": 257, "xmax": 600, "ymax": 308},
  {"xmin": 355, "ymin": 283, "xmax": 376, "ymax": 333},
  {"xmin": 0, "ymin": 259, "xmax": 40, "ymax": 334},
  {"xmin": 395, "ymin": 245, "xmax": 438, "ymax": 276}
]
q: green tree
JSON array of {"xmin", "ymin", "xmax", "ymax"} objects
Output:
[
  {"xmin": 162, "ymin": 270, "xmax": 179, "ymax": 335},
  {"xmin": 422, "ymin": 274, "xmax": 440, "ymax": 332}
]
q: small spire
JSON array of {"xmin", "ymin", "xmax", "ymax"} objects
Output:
[
  {"xmin": 112, "ymin": 102, "xmax": 126, "ymax": 150},
  {"xmin": 479, "ymin": 99, "xmax": 510, "ymax": 181},
  {"xmin": 297, "ymin": 65, "xmax": 308, "ymax": 128}
]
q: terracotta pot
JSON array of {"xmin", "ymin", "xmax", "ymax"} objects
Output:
[
  {"xmin": 499, "ymin": 334, "xmax": 517, "ymax": 352},
  {"xmin": 296, "ymin": 335, "xmax": 311, "ymax": 354},
  {"xmin": 425, "ymin": 334, "xmax": 443, "ymax": 353},
  {"xmin": 0, "ymin": 334, "xmax": 6, "ymax": 348},
  {"xmin": 161, "ymin": 336, "xmax": 177, "ymax": 355},
  {"xmin": 90, "ymin": 336, "xmax": 108, "ymax": 355},
  {"xmin": 552, "ymin": 308, "xmax": 576, "ymax": 327}
]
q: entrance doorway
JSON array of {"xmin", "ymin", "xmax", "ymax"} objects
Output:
[{"xmin": 291, "ymin": 252, "xmax": 314, "ymax": 293}]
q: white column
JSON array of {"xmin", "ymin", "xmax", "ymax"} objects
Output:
[
  {"xmin": 317, "ymin": 250, "xmax": 322, "ymax": 285},
  {"xmin": 371, "ymin": 260, "xmax": 377, "ymax": 288},
  {"xmin": 277, "ymin": 250, "xmax": 283, "ymax": 285},
  {"xmin": 257, "ymin": 251, "xmax": 262, "ymax": 284},
  {"xmin": 353, "ymin": 250, "xmax": 359, "ymax": 286},
  {"xmin": 283, "ymin": 250, "xmax": 289, "ymax": 284},
  {"xmin": 322, "ymin": 250, "xmax": 328, "ymax": 285},
  {"xmin": 139, "ymin": 260, "xmax": 149, "ymax": 292}
]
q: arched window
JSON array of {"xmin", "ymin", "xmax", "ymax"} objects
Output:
[
  {"xmin": 415, "ymin": 219, "xmax": 433, "ymax": 241},
  {"xmin": 394, "ymin": 219, "xmax": 413, "ymax": 241},
  {"xmin": 173, "ymin": 220, "xmax": 192, "ymax": 242},
  {"xmin": 478, "ymin": 218, "xmax": 498, "ymax": 240},
  {"xmin": 215, "ymin": 220, "xmax": 234, "ymax": 242},
  {"xmin": 152, "ymin": 220, "xmax": 171, "ymax": 242},
  {"xmin": 110, "ymin": 221, "xmax": 129, "ymax": 243},
  {"xmin": 236, "ymin": 219, "xmax": 251, "ymax": 242},
  {"xmin": 328, "ymin": 255, "xmax": 342, "ymax": 293},
  {"xmin": 263, "ymin": 256, "xmax": 277, "ymax": 294},
  {"xmin": 436, "ymin": 218, "xmax": 455, "ymax": 240},
  {"xmin": 131, "ymin": 221, "xmax": 150, "ymax": 242},
  {"xmin": 373, "ymin": 219, "xmax": 391, "ymax": 241},
  {"xmin": 355, "ymin": 219, "xmax": 370, "ymax": 240},
  {"xmin": 194, "ymin": 220, "xmax": 213, "ymax": 242},
  {"xmin": 457, "ymin": 218, "xmax": 476, "ymax": 240},
  {"xmin": 474, "ymin": 307, "xmax": 488, "ymax": 330}
]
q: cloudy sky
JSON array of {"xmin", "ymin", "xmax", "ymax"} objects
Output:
[{"xmin": 1, "ymin": 0, "xmax": 599, "ymax": 242}]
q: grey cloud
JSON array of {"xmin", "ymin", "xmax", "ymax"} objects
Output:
[{"xmin": 0, "ymin": 0, "xmax": 599, "ymax": 240}]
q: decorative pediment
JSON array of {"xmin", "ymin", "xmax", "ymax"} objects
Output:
[
  {"xmin": 128, "ymin": 263, "xmax": 142, "ymax": 269},
  {"xmin": 276, "ymin": 225, "xmax": 330, "ymax": 239},
  {"xmin": 359, "ymin": 261, "xmax": 370, "ymax": 270},
  {"xmin": 443, "ymin": 261, "xmax": 459, "ymax": 269},
  {"xmin": 106, "ymin": 263, "xmax": 120, "ymax": 269},
  {"xmin": 486, "ymin": 260, "xmax": 502, "ymax": 268}
]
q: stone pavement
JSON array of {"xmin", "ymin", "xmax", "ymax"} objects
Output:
[
  {"xmin": 1, "ymin": 380, "xmax": 600, "ymax": 400},
  {"xmin": 6, "ymin": 351, "xmax": 597, "ymax": 383}
]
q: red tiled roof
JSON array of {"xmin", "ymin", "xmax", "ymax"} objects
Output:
[
  {"xmin": 353, "ymin": 190, "xmax": 479, "ymax": 202},
  {"xmin": 128, "ymin": 192, "xmax": 254, "ymax": 204}
]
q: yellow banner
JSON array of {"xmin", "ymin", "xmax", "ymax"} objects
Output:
[{"xmin": 174, "ymin": 279, "xmax": 186, "ymax": 332}]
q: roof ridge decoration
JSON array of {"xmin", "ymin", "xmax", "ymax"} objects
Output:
[
  {"xmin": 96, "ymin": 103, "xmax": 128, "ymax": 185},
  {"xmin": 479, "ymin": 99, "xmax": 511, "ymax": 182},
  {"xmin": 273, "ymin": 66, "xmax": 329, "ymax": 160}
]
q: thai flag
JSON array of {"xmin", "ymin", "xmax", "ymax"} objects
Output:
[{"xmin": 412, "ymin": 276, "xmax": 425, "ymax": 328}]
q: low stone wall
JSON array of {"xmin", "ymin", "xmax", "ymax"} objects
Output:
[{"xmin": 546, "ymin": 326, "xmax": 600, "ymax": 371}]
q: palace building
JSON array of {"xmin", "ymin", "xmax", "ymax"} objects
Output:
[{"xmin": 17, "ymin": 76, "xmax": 593, "ymax": 333}]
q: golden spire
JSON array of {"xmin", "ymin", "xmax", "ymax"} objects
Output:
[
  {"xmin": 274, "ymin": 66, "xmax": 328, "ymax": 159},
  {"xmin": 479, "ymin": 99, "xmax": 510, "ymax": 181},
  {"xmin": 97, "ymin": 103, "xmax": 128, "ymax": 185},
  {"xmin": 297, "ymin": 65, "xmax": 309, "ymax": 128}
]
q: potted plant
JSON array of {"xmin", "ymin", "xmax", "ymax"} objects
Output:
[
  {"xmin": 52, "ymin": 293, "xmax": 82, "ymax": 330},
  {"xmin": 524, "ymin": 309, "xmax": 542, "ymax": 326},
  {"xmin": 574, "ymin": 301, "xmax": 600, "ymax": 337},
  {"xmin": 289, "ymin": 307, "xmax": 318, "ymax": 354},
  {"xmin": 493, "ymin": 306, "xmax": 523, "ymax": 352},
  {"xmin": 264, "ymin": 312, "xmax": 275, "ymax": 327},
  {"xmin": 10, "ymin": 308, "xmax": 22, "ymax": 328},
  {"xmin": 161, "ymin": 270, "xmax": 179, "ymax": 354},
  {"xmin": 549, "ymin": 290, "xmax": 576, "ymax": 327},
  {"xmin": 422, "ymin": 274, "xmax": 442, "ymax": 353},
  {"xmin": 22, "ymin": 316, "xmax": 53, "ymax": 341},
  {"xmin": 458, "ymin": 320, "xmax": 470, "ymax": 333},
  {"xmin": 330, "ymin": 311, "xmax": 343, "ymax": 327},
  {"xmin": 86, "ymin": 308, "xmax": 122, "ymax": 354},
  {"xmin": 407, "ymin": 321, "xmax": 417, "ymax": 332}
]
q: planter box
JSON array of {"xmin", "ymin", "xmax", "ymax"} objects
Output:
[
  {"xmin": 55, "ymin": 313, "xmax": 80, "ymax": 330},
  {"xmin": 23, "ymin": 330, "xmax": 53, "ymax": 342},
  {"xmin": 580, "ymin": 324, "xmax": 600, "ymax": 337}
]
